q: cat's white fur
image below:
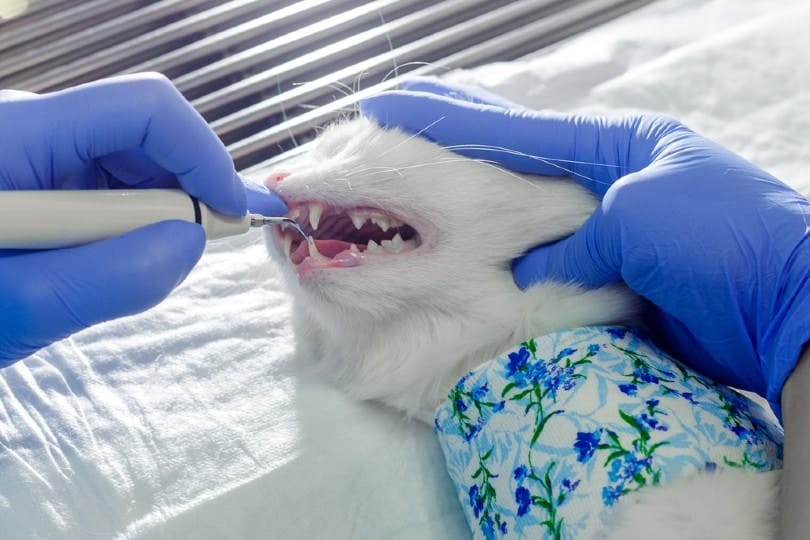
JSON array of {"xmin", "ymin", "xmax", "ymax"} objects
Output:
[
  {"xmin": 263, "ymin": 117, "xmax": 778, "ymax": 539},
  {"xmin": 606, "ymin": 469, "xmax": 780, "ymax": 540}
]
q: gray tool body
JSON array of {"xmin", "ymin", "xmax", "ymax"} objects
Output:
[{"xmin": 0, "ymin": 189, "xmax": 305, "ymax": 250}]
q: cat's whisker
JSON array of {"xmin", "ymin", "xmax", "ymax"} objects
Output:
[
  {"xmin": 344, "ymin": 156, "xmax": 550, "ymax": 194},
  {"xmin": 347, "ymin": 165, "xmax": 405, "ymax": 178},
  {"xmin": 345, "ymin": 158, "xmax": 482, "ymax": 185},
  {"xmin": 277, "ymin": 83, "xmax": 300, "ymax": 149},
  {"xmin": 327, "ymin": 81, "xmax": 354, "ymax": 99},
  {"xmin": 374, "ymin": 116, "xmax": 446, "ymax": 159},
  {"xmin": 473, "ymin": 159, "xmax": 548, "ymax": 193},
  {"xmin": 443, "ymin": 144, "xmax": 622, "ymax": 169},
  {"xmin": 379, "ymin": 11, "xmax": 399, "ymax": 82},
  {"xmin": 440, "ymin": 144, "xmax": 618, "ymax": 186}
]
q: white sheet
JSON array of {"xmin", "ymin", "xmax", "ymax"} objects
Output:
[{"xmin": 1, "ymin": 0, "xmax": 807, "ymax": 538}]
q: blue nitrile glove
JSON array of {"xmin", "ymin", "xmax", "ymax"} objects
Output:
[
  {"xmin": 361, "ymin": 78, "xmax": 810, "ymax": 417},
  {"xmin": 0, "ymin": 73, "xmax": 287, "ymax": 366}
]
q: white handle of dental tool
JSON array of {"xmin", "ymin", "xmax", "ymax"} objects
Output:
[{"xmin": 0, "ymin": 189, "xmax": 251, "ymax": 250}]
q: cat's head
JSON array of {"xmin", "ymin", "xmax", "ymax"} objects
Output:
[{"xmin": 262, "ymin": 117, "xmax": 599, "ymax": 319}]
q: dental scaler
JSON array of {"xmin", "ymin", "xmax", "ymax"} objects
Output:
[{"xmin": 0, "ymin": 189, "xmax": 308, "ymax": 250}]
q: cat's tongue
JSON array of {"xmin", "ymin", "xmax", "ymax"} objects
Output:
[{"xmin": 290, "ymin": 239, "xmax": 353, "ymax": 265}]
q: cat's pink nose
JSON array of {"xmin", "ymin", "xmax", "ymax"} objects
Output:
[{"xmin": 264, "ymin": 171, "xmax": 289, "ymax": 187}]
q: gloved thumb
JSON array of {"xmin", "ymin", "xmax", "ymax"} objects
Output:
[
  {"xmin": 511, "ymin": 207, "xmax": 622, "ymax": 290},
  {"xmin": 0, "ymin": 220, "xmax": 205, "ymax": 363}
]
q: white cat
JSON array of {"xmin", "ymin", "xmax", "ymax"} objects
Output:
[
  {"xmin": 263, "ymin": 117, "xmax": 637, "ymax": 420},
  {"xmin": 262, "ymin": 117, "xmax": 779, "ymax": 539}
]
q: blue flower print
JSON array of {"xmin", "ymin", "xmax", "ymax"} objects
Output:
[
  {"xmin": 574, "ymin": 429, "xmax": 603, "ymax": 463},
  {"xmin": 481, "ymin": 516, "xmax": 494, "ymax": 539},
  {"xmin": 513, "ymin": 465, "xmax": 527, "ymax": 482},
  {"xmin": 608, "ymin": 454, "xmax": 653, "ymax": 484},
  {"xmin": 619, "ymin": 383, "xmax": 638, "ymax": 396},
  {"xmin": 557, "ymin": 347, "xmax": 577, "ymax": 359},
  {"xmin": 635, "ymin": 369, "xmax": 660, "ymax": 384},
  {"xmin": 515, "ymin": 485, "xmax": 531, "ymax": 517},
  {"xmin": 507, "ymin": 348, "xmax": 530, "ymax": 378},
  {"xmin": 454, "ymin": 397, "xmax": 468, "ymax": 413},
  {"xmin": 469, "ymin": 484, "xmax": 483, "ymax": 518},
  {"xmin": 471, "ymin": 383, "xmax": 490, "ymax": 401},
  {"xmin": 587, "ymin": 343, "xmax": 601, "ymax": 354},
  {"xmin": 562, "ymin": 478, "xmax": 580, "ymax": 494},
  {"xmin": 640, "ymin": 412, "xmax": 668, "ymax": 432},
  {"xmin": 602, "ymin": 484, "xmax": 623, "ymax": 507}
]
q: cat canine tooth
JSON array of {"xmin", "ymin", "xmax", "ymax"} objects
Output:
[
  {"xmin": 349, "ymin": 243, "xmax": 359, "ymax": 253},
  {"xmin": 390, "ymin": 233, "xmax": 404, "ymax": 251},
  {"xmin": 288, "ymin": 207, "xmax": 302, "ymax": 221},
  {"xmin": 282, "ymin": 234, "xmax": 293, "ymax": 258},
  {"xmin": 307, "ymin": 238, "xmax": 321, "ymax": 258},
  {"xmin": 366, "ymin": 239, "xmax": 381, "ymax": 253},
  {"xmin": 350, "ymin": 211, "xmax": 366, "ymax": 230},
  {"xmin": 372, "ymin": 216, "xmax": 391, "ymax": 232},
  {"xmin": 308, "ymin": 204, "xmax": 323, "ymax": 230}
]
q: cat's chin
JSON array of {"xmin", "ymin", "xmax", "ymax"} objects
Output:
[{"xmin": 288, "ymin": 274, "xmax": 641, "ymax": 421}]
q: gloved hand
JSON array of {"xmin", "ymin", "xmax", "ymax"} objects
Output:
[
  {"xmin": 0, "ymin": 73, "xmax": 287, "ymax": 366},
  {"xmin": 361, "ymin": 78, "xmax": 810, "ymax": 416}
]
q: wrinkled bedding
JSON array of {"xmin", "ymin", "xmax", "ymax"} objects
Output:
[{"xmin": 1, "ymin": 0, "xmax": 807, "ymax": 538}]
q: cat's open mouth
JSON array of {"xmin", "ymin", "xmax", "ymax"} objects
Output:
[{"xmin": 275, "ymin": 202, "xmax": 422, "ymax": 270}]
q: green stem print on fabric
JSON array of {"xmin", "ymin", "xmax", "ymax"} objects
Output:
[
  {"xmin": 469, "ymin": 448, "xmax": 508, "ymax": 538},
  {"xmin": 448, "ymin": 377, "xmax": 506, "ymax": 441},
  {"xmin": 500, "ymin": 340, "xmax": 595, "ymax": 538},
  {"xmin": 723, "ymin": 451, "xmax": 767, "ymax": 469},
  {"xmin": 513, "ymin": 456, "xmax": 581, "ymax": 540},
  {"xmin": 502, "ymin": 339, "xmax": 597, "ymax": 446},
  {"xmin": 575, "ymin": 398, "xmax": 671, "ymax": 507}
]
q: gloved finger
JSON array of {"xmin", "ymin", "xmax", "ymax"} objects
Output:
[
  {"xmin": 98, "ymin": 149, "xmax": 178, "ymax": 189},
  {"xmin": 511, "ymin": 206, "xmax": 622, "ymax": 290},
  {"xmin": 244, "ymin": 178, "xmax": 287, "ymax": 216},
  {"xmin": 360, "ymin": 91, "xmax": 626, "ymax": 194},
  {"xmin": 45, "ymin": 72, "xmax": 246, "ymax": 216},
  {"xmin": 0, "ymin": 220, "xmax": 205, "ymax": 363},
  {"xmin": 399, "ymin": 77, "xmax": 525, "ymax": 109}
]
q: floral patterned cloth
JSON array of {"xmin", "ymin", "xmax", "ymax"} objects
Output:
[{"xmin": 434, "ymin": 326, "xmax": 783, "ymax": 540}]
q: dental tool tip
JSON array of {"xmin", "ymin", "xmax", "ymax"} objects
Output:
[{"xmin": 249, "ymin": 215, "xmax": 309, "ymax": 239}]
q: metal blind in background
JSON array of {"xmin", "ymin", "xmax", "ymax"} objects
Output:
[{"xmin": 0, "ymin": 0, "xmax": 653, "ymax": 172}]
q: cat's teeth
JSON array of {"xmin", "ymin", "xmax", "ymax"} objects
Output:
[
  {"xmin": 380, "ymin": 239, "xmax": 393, "ymax": 251},
  {"xmin": 288, "ymin": 207, "xmax": 302, "ymax": 221},
  {"xmin": 308, "ymin": 204, "xmax": 323, "ymax": 230},
  {"xmin": 390, "ymin": 232, "xmax": 404, "ymax": 250},
  {"xmin": 366, "ymin": 240, "xmax": 381, "ymax": 253},
  {"xmin": 349, "ymin": 243, "xmax": 359, "ymax": 253},
  {"xmin": 307, "ymin": 238, "xmax": 321, "ymax": 258},
  {"xmin": 282, "ymin": 234, "xmax": 293, "ymax": 258},
  {"xmin": 350, "ymin": 212, "xmax": 366, "ymax": 230},
  {"xmin": 372, "ymin": 216, "xmax": 391, "ymax": 232}
]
